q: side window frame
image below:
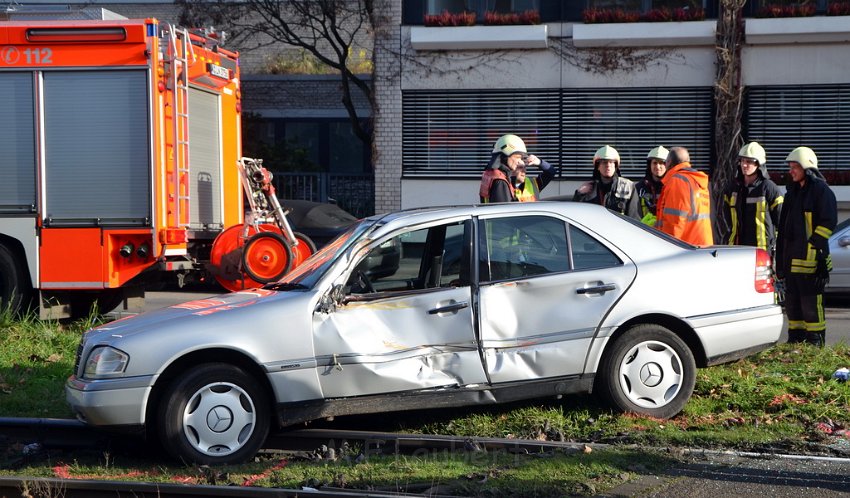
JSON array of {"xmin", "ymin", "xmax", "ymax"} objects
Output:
[
  {"xmin": 477, "ymin": 214, "xmax": 571, "ymax": 283},
  {"xmin": 343, "ymin": 218, "xmax": 473, "ymax": 301}
]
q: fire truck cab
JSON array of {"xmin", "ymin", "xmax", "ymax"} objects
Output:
[{"xmin": 0, "ymin": 10, "xmax": 244, "ymax": 318}]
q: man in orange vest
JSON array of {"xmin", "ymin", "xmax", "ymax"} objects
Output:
[{"xmin": 655, "ymin": 147, "xmax": 714, "ymax": 246}]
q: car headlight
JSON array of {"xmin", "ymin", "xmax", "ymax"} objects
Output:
[{"xmin": 83, "ymin": 346, "xmax": 129, "ymax": 378}]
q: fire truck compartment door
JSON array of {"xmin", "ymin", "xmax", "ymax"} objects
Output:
[
  {"xmin": 39, "ymin": 228, "xmax": 104, "ymax": 288},
  {"xmin": 188, "ymin": 88, "xmax": 223, "ymax": 230},
  {"xmin": 42, "ymin": 70, "xmax": 150, "ymax": 226},
  {"xmin": 0, "ymin": 72, "xmax": 36, "ymax": 214}
]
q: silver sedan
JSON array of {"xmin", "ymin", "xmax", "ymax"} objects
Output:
[
  {"xmin": 66, "ymin": 202, "xmax": 783, "ymax": 464},
  {"xmin": 827, "ymin": 218, "xmax": 850, "ymax": 294}
]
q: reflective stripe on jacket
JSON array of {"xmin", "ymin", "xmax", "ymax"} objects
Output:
[
  {"xmin": 722, "ymin": 177, "xmax": 783, "ymax": 253},
  {"xmin": 776, "ymin": 173, "xmax": 837, "ymax": 277},
  {"xmin": 655, "ymin": 162, "xmax": 713, "ymax": 246}
]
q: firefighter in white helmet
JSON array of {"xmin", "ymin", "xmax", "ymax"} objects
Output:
[
  {"xmin": 720, "ymin": 141, "xmax": 783, "ymax": 254},
  {"xmin": 776, "ymin": 146, "xmax": 837, "ymax": 347},
  {"xmin": 634, "ymin": 146, "xmax": 669, "ymax": 226},
  {"xmin": 480, "ymin": 134, "xmax": 552, "ymax": 203},
  {"xmin": 573, "ymin": 145, "xmax": 640, "ymax": 219}
]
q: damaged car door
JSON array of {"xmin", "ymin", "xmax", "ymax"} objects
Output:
[
  {"xmin": 312, "ymin": 218, "xmax": 488, "ymax": 398},
  {"xmin": 476, "ymin": 214, "xmax": 635, "ymax": 384}
]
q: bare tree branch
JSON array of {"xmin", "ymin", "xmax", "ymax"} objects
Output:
[{"xmin": 178, "ymin": 0, "xmax": 375, "ymax": 146}]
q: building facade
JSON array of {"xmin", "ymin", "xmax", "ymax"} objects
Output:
[{"xmin": 373, "ymin": 1, "xmax": 850, "ymax": 214}]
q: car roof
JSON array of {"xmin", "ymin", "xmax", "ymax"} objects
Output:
[{"xmin": 369, "ymin": 201, "xmax": 622, "ymax": 237}]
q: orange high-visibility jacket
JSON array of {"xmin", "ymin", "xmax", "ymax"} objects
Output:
[{"xmin": 655, "ymin": 162, "xmax": 714, "ymax": 246}]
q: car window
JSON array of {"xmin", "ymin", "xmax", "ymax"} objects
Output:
[
  {"xmin": 479, "ymin": 215, "xmax": 570, "ymax": 282},
  {"xmin": 347, "ymin": 220, "xmax": 471, "ymax": 295},
  {"xmin": 569, "ymin": 225, "xmax": 622, "ymax": 270}
]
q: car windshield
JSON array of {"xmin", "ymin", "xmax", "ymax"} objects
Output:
[{"xmin": 270, "ymin": 218, "xmax": 379, "ymax": 289}]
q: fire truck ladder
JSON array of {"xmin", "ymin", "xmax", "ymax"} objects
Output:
[{"xmin": 165, "ymin": 25, "xmax": 194, "ymax": 229}]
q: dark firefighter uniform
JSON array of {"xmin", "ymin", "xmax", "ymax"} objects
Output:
[
  {"xmin": 722, "ymin": 161, "xmax": 784, "ymax": 253},
  {"xmin": 776, "ymin": 160, "xmax": 837, "ymax": 346}
]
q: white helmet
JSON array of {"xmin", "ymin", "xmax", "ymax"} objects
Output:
[
  {"xmin": 786, "ymin": 146, "xmax": 818, "ymax": 169},
  {"xmin": 738, "ymin": 142, "xmax": 766, "ymax": 166},
  {"xmin": 647, "ymin": 146, "xmax": 669, "ymax": 161},
  {"xmin": 594, "ymin": 145, "xmax": 620, "ymax": 166},
  {"xmin": 492, "ymin": 134, "xmax": 527, "ymax": 156}
]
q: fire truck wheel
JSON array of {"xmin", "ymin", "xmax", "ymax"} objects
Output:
[
  {"xmin": 158, "ymin": 363, "xmax": 270, "ymax": 465},
  {"xmin": 68, "ymin": 290, "xmax": 123, "ymax": 319},
  {"xmin": 291, "ymin": 232, "xmax": 317, "ymax": 267},
  {"xmin": 242, "ymin": 232, "xmax": 293, "ymax": 284},
  {"xmin": 0, "ymin": 243, "xmax": 32, "ymax": 315}
]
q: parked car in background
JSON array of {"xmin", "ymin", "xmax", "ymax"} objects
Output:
[
  {"xmin": 66, "ymin": 202, "xmax": 783, "ymax": 465},
  {"xmin": 284, "ymin": 199, "xmax": 359, "ymax": 248},
  {"xmin": 826, "ymin": 218, "xmax": 850, "ymax": 294}
]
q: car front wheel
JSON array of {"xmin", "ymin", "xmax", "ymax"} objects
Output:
[
  {"xmin": 597, "ymin": 324, "xmax": 696, "ymax": 419},
  {"xmin": 158, "ymin": 363, "xmax": 270, "ymax": 465}
]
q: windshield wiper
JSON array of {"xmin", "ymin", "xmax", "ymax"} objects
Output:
[{"xmin": 263, "ymin": 282, "xmax": 308, "ymax": 291}]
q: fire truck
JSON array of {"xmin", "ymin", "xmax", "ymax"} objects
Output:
[{"xmin": 0, "ymin": 11, "xmax": 313, "ymax": 319}]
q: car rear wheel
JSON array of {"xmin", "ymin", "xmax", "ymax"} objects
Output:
[
  {"xmin": 597, "ymin": 324, "xmax": 696, "ymax": 419},
  {"xmin": 158, "ymin": 363, "xmax": 270, "ymax": 465}
]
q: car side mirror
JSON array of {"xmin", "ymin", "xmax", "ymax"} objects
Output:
[{"xmin": 839, "ymin": 236, "xmax": 850, "ymax": 248}]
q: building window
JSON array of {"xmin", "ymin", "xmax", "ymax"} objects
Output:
[
  {"xmin": 426, "ymin": 0, "xmax": 473, "ymax": 14},
  {"xmin": 402, "ymin": 87, "xmax": 713, "ymax": 179},
  {"xmin": 426, "ymin": 0, "xmax": 539, "ymax": 14},
  {"xmin": 745, "ymin": 84, "xmax": 850, "ymax": 185},
  {"xmin": 588, "ymin": 0, "xmax": 705, "ymax": 9},
  {"xmin": 405, "ymin": 0, "xmax": 715, "ymax": 23}
]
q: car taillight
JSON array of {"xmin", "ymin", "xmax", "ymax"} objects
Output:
[{"xmin": 754, "ymin": 248, "xmax": 774, "ymax": 293}]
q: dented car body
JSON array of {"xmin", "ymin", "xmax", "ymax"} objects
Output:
[{"xmin": 66, "ymin": 202, "xmax": 784, "ymax": 464}]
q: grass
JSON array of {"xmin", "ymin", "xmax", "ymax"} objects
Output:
[{"xmin": 2, "ymin": 311, "xmax": 850, "ymax": 495}]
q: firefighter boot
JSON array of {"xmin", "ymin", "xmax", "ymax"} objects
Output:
[
  {"xmin": 787, "ymin": 329, "xmax": 806, "ymax": 344},
  {"xmin": 804, "ymin": 331, "xmax": 825, "ymax": 348}
]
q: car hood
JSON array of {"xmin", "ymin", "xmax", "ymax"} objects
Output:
[
  {"xmin": 80, "ymin": 287, "xmax": 321, "ymax": 376},
  {"xmin": 87, "ymin": 288, "xmax": 300, "ymax": 340}
]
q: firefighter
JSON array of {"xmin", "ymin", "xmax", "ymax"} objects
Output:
[
  {"xmin": 635, "ymin": 146, "xmax": 669, "ymax": 226},
  {"xmin": 776, "ymin": 146, "xmax": 837, "ymax": 347},
  {"xmin": 654, "ymin": 147, "xmax": 713, "ymax": 246},
  {"xmin": 721, "ymin": 142, "xmax": 783, "ymax": 254},
  {"xmin": 573, "ymin": 145, "xmax": 640, "ymax": 219},
  {"xmin": 513, "ymin": 153, "xmax": 555, "ymax": 202},
  {"xmin": 480, "ymin": 134, "xmax": 526, "ymax": 203}
]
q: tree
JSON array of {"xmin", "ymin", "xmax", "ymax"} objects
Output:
[
  {"xmin": 712, "ymin": 0, "xmax": 747, "ymax": 241},
  {"xmin": 178, "ymin": 0, "xmax": 375, "ymax": 147}
]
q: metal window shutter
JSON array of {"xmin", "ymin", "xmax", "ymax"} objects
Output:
[
  {"xmin": 560, "ymin": 87, "xmax": 713, "ymax": 178},
  {"xmin": 745, "ymin": 85, "xmax": 850, "ymax": 173},
  {"xmin": 402, "ymin": 90, "xmax": 562, "ymax": 177},
  {"xmin": 402, "ymin": 87, "xmax": 713, "ymax": 179},
  {"xmin": 0, "ymin": 72, "xmax": 36, "ymax": 212},
  {"xmin": 188, "ymin": 88, "xmax": 222, "ymax": 229},
  {"xmin": 43, "ymin": 70, "xmax": 151, "ymax": 224}
]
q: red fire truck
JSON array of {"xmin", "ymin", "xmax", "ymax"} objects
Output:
[{"xmin": 0, "ymin": 12, "xmax": 312, "ymax": 318}]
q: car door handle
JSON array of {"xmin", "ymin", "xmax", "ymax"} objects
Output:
[
  {"xmin": 428, "ymin": 301, "xmax": 469, "ymax": 314},
  {"xmin": 576, "ymin": 283, "xmax": 616, "ymax": 295}
]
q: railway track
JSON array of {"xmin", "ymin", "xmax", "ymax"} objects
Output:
[{"xmin": 0, "ymin": 417, "xmax": 594, "ymax": 498}]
